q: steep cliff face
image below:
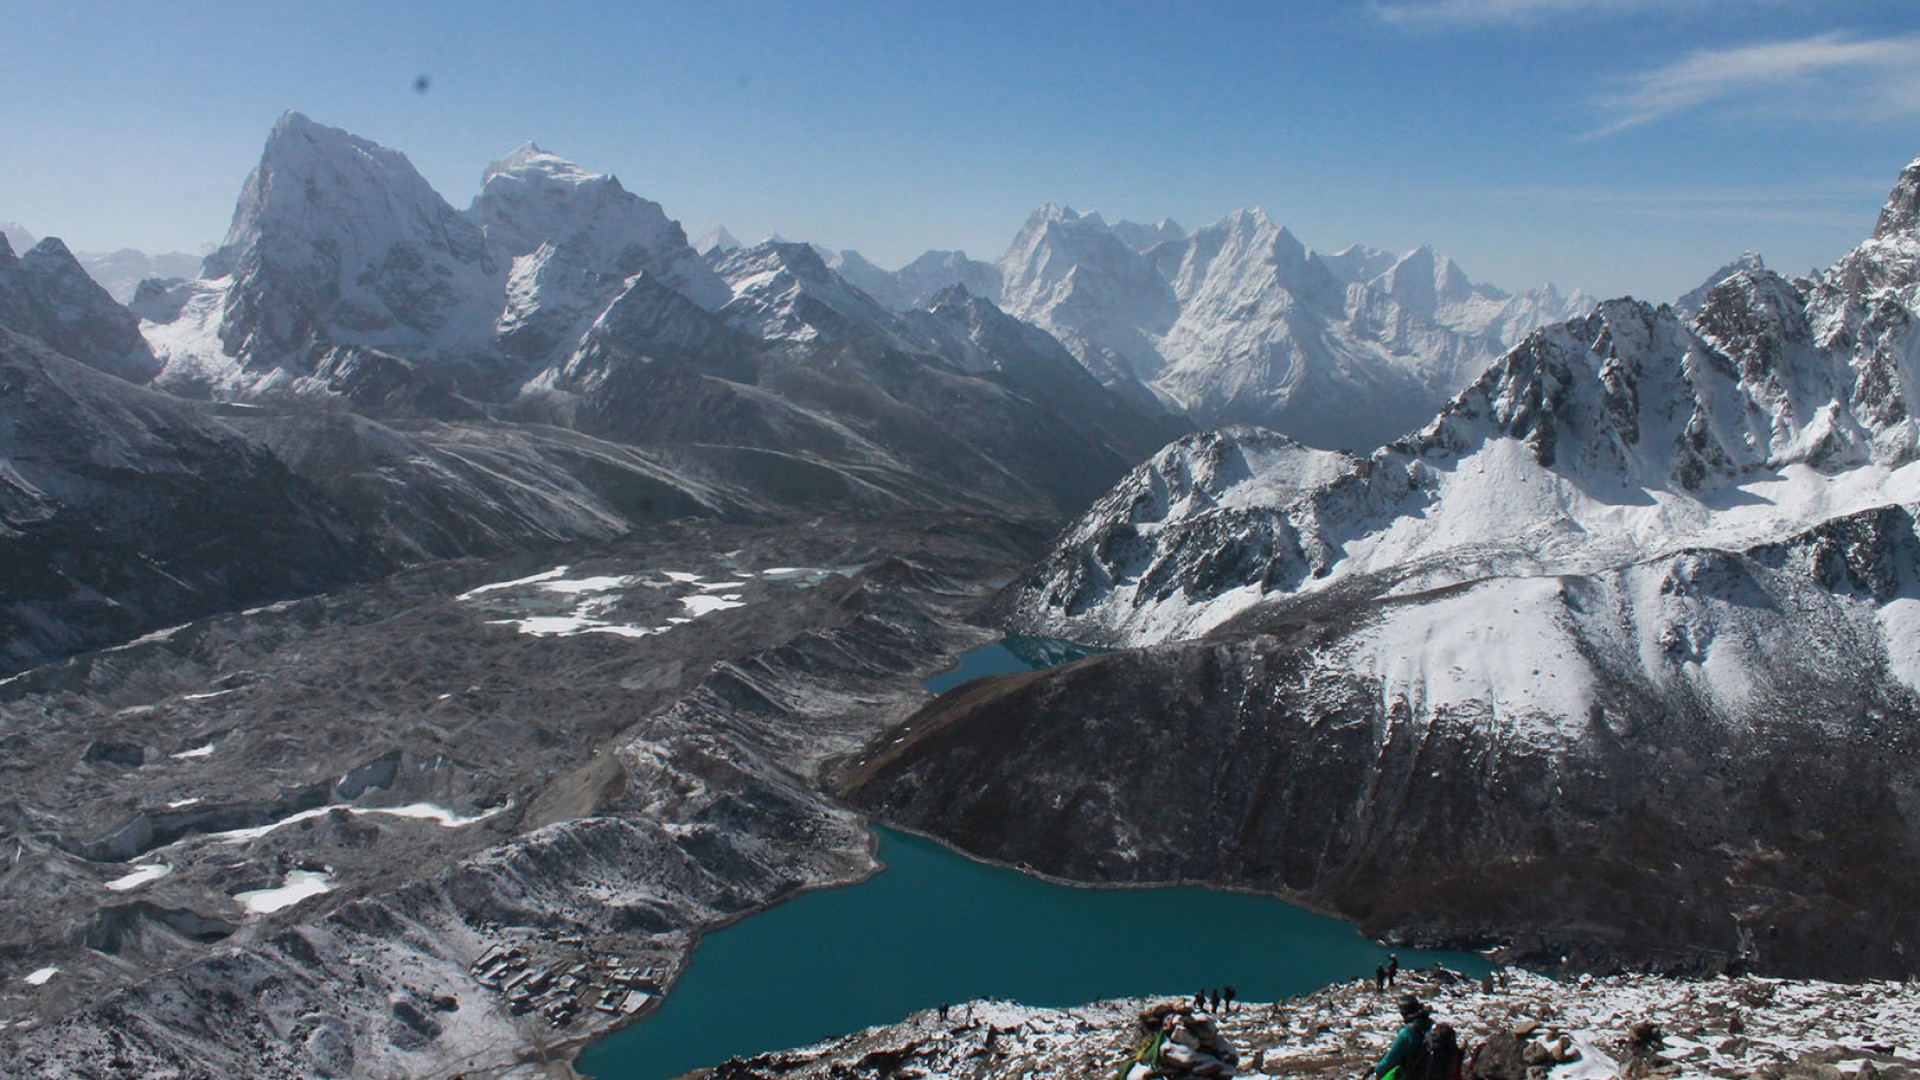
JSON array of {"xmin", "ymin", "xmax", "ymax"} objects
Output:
[{"xmin": 185, "ymin": 112, "xmax": 504, "ymax": 396}]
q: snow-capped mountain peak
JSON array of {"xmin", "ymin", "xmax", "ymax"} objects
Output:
[
  {"xmin": 471, "ymin": 139, "xmax": 728, "ymax": 318},
  {"xmin": 481, "ymin": 142, "xmax": 596, "ymax": 185},
  {"xmin": 1873, "ymin": 154, "xmax": 1920, "ymax": 240},
  {"xmin": 694, "ymin": 225, "xmax": 744, "ymax": 260}
]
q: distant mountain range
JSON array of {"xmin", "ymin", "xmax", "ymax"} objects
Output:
[
  {"xmin": 703, "ymin": 204, "xmax": 1597, "ymax": 452},
  {"xmin": 0, "ymin": 112, "xmax": 1183, "ymax": 673}
]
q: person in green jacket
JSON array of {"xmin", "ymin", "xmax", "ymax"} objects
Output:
[{"xmin": 1371, "ymin": 994, "xmax": 1434, "ymax": 1080}]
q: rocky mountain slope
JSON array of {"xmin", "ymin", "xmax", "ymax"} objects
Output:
[
  {"xmin": 0, "ymin": 328, "xmax": 386, "ymax": 675},
  {"xmin": 673, "ymin": 967, "xmax": 1920, "ymax": 1080},
  {"xmin": 0, "ymin": 517, "xmax": 1039, "ymax": 1079},
  {"xmin": 836, "ymin": 154, "xmax": 1920, "ymax": 980},
  {"xmin": 0, "ymin": 234, "xmax": 159, "ymax": 383}
]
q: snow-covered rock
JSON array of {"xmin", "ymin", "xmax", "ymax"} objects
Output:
[
  {"xmin": 1675, "ymin": 250, "xmax": 1767, "ymax": 317},
  {"xmin": 472, "ymin": 141, "xmax": 727, "ymax": 366},
  {"xmin": 698, "ymin": 968, "xmax": 1920, "ymax": 1080}
]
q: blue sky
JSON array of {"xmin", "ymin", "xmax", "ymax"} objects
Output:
[{"xmin": 2, "ymin": 0, "xmax": 1915, "ymax": 300}]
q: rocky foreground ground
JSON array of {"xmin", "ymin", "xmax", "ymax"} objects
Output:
[{"xmin": 662, "ymin": 967, "xmax": 1920, "ymax": 1080}]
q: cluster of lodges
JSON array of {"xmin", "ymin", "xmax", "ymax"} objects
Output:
[{"xmin": 469, "ymin": 937, "xmax": 658, "ymax": 1030}]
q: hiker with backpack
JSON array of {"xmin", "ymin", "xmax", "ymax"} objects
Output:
[{"xmin": 1370, "ymin": 994, "xmax": 1462, "ymax": 1080}]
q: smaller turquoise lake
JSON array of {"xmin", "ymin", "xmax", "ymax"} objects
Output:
[
  {"xmin": 920, "ymin": 634, "xmax": 1107, "ymax": 694},
  {"xmin": 575, "ymin": 640, "xmax": 1489, "ymax": 1080}
]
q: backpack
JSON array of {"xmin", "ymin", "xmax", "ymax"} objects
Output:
[{"xmin": 1417, "ymin": 1022, "xmax": 1462, "ymax": 1080}]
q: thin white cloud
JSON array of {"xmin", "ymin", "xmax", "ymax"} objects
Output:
[
  {"xmin": 1372, "ymin": 0, "xmax": 1732, "ymax": 26},
  {"xmin": 1589, "ymin": 31, "xmax": 1920, "ymax": 137}
]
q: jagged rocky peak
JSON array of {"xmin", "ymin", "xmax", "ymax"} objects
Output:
[
  {"xmin": 1378, "ymin": 244, "xmax": 1475, "ymax": 317},
  {"xmin": 1001, "ymin": 204, "xmax": 1152, "ymax": 295},
  {"xmin": 555, "ymin": 269, "xmax": 752, "ymax": 387},
  {"xmin": 0, "ymin": 233, "xmax": 160, "ymax": 383},
  {"xmin": 1874, "ymin": 154, "xmax": 1920, "ymax": 240},
  {"xmin": 1676, "ymin": 250, "xmax": 1767, "ymax": 316},
  {"xmin": 914, "ymin": 282, "xmax": 1070, "ymax": 376},
  {"xmin": 895, "ymin": 249, "xmax": 1004, "ymax": 308},
  {"xmin": 996, "ymin": 202, "xmax": 1182, "ymax": 386},
  {"xmin": 1116, "ymin": 425, "xmax": 1356, "ymax": 521},
  {"xmin": 1318, "ymin": 243, "xmax": 1400, "ymax": 285},
  {"xmin": 1161, "ymin": 207, "xmax": 1339, "ymax": 309},
  {"xmin": 210, "ymin": 111, "xmax": 490, "ymax": 279},
  {"xmin": 715, "ymin": 240, "xmax": 907, "ymax": 345},
  {"xmin": 815, "ymin": 246, "xmax": 1006, "ymax": 313}
]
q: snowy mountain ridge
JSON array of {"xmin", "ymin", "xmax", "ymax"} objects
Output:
[{"xmin": 1008, "ymin": 153, "xmax": 1920, "ymax": 664}]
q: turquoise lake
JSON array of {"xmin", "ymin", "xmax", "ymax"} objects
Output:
[
  {"xmin": 576, "ymin": 827, "xmax": 1488, "ymax": 1080},
  {"xmin": 575, "ymin": 639, "xmax": 1487, "ymax": 1079}
]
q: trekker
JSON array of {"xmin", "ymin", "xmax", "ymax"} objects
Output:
[
  {"xmin": 1196, "ymin": 989, "xmax": 1208, "ymax": 1012},
  {"xmin": 1375, "ymin": 964, "xmax": 1388, "ymax": 991},
  {"xmin": 1211, "ymin": 988, "xmax": 1222, "ymax": 1014},
  {"xmin": 1224, "ymin": 985, "xmax": 1237, "ymax": 1013},
  {"xmin": 1386, "ymin": 954, "xmax": 1400, "ymax": 986},
  {"xmin": 1370, "ymin": 995, "xmax": 1433, "ymax": 1080}
]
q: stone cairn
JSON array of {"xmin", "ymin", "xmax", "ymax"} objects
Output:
[{"xmin": 1121, "ymin": 1002, "xmax": 1241, "ymax": 1078}]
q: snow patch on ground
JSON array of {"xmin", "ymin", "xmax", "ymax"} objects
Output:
[
  {"xmin": 1343, "ymin": 577, "xmax": 1594, "ymax": 743},
  {"xmin": 458, "ymin": 561, "xmax": 845, "ymax": 639},
  {"xmin": 21, "ymin": 967, "xmax": 57, "ymax": 987},
  {"xmin": 171, "ymin": 743, "xmax": 215, "ymax": 760},
  {"xmin": 105, "ymin": 863, "xmax": 172, "ymax": 892},
  {"xmin": 680, "ymin": 593, "xmax": 746, "ymax": 617},
  {"xmin": 206, "ymin": 801, "xmax": 507, "ymax": 845},
  {"xmin": 234, "ymin": 870, "xmax": 332, "ymax": 915}
]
